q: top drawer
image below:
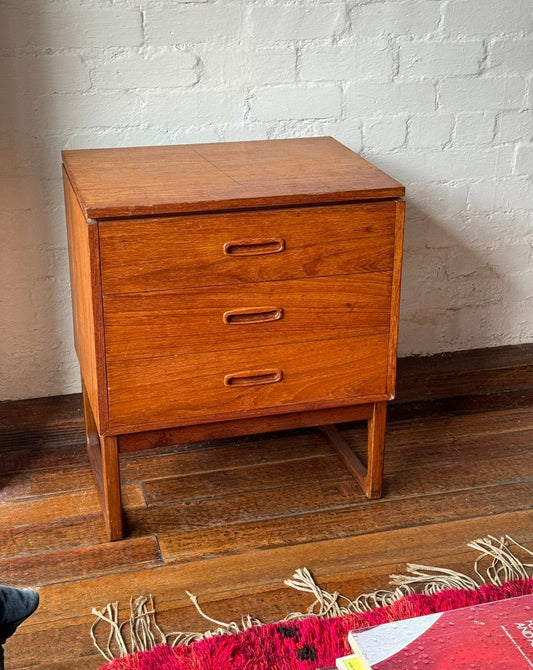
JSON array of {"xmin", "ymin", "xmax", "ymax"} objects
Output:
[{"xmin": 99, "ymin": 202, "xmax": 398, "ymax": 294}]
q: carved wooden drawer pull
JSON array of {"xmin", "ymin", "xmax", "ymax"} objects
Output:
[
  {"xmin": 223, "ymin": 238, "xmax": 285, "ymax": 256},
  {"xmin": 223, "ymin": 307, "xmax": 284, "ymax": 325},
  {"xmin": 224, "ymin": 369, "xmax": 283, "ymax": 387}
]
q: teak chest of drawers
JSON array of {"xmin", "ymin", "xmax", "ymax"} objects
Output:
[{"xmin": 62, "ymin": 137, "xmax": 405, "ymax": 541}]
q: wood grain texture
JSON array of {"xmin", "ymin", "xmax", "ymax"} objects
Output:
[
  {"xmin": 0, "ymin": 536, "xmax": 161, "ymax": 586},
  {"xmin": 395, "ymin": 342, "xmax": 533, "ymax": 403},
  {"xmin": 154, "ymin": 481, "xmax": 533, "ymax": 562},
  {"xmin": 62, "ymin": 137, "xmax": 404, "ymax": 218},
  {"xmin": 366, "ymin": 400, "xmax": 387, "ymax": 498},
  {"xmin": 0, "ymin": 485, "xmax": 144, "ymax": 528},
  {"xmin": 98, "ymin": 202, "xmax": 397, "ymax": 294},
  {"xmin": 103, "ymin": 272, "xmax": 393, "ymax": 360},
  {"xmin": 320, "ymin": 400, "xmax": 387, "ymax": 499},
  {"xmin": 24, "ymin": 510, "xmax": 533, "ymax": 629},
  {"xmin": 83, "ymin": 383, "xmax": 124, "ymax": 541},
  {"xmin": 387, "ymin": 199, "xmax": 405, "ymax": 394},
  {"xmin": 118, "ymin": 404, "xmax": 373, "ymax": 452},
  {"xmin": 63, "ymin": 170, "xmax": 108, "ymax": 433},
  {"xmin": 106, "ymin": 334, "xmax": 390, "ymax": 431}
]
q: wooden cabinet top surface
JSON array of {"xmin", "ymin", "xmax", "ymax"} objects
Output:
[{"xmin": 62, "ymin": 136, "xmax": 404, "ymax": 219}]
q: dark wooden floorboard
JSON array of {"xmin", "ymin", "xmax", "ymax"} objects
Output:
[{"xmin": 0, "ymin": 344, "xmax": 532, "ymax": 669}]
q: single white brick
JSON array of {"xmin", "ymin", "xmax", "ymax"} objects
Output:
[
  {"xmin": 0, "ymin": 4, "xmax": 32, "ymax": 48},
  {"xmin": 63, "ymin": 128, "xmax": 174, "ymax": 153},
  {"xmin": 250, "ymin": 50, "xmax": 297, "ymax": 84},
  {"xmin": 0, "ymin": 176, "xmax": 49, "ymax": 215},
  {"xmin": 399, "ymin": 41, "xmax": 484, "ymax": 77},
  {"xmin": 465, "ymin": 213, "xmax": 533, "ymax": 247},
  {"xmin": 34, "ymin": 8, "xmax": 142, "ymax": 48},
  {"xmin": 445, "ymin": 272, "xmax": 505, "ymax": 310},
  {"xmin": 370, "ymin": 146, "xmax": 514, "ymax": 182},
  {"xmin": 486, "ymin": 244, "xmax": 532, "ymax": 275},
  {"xmin": 403, "ymin": 182, "xmax": 468, "ymax": 249},
  {"xmin": 300, "ymin": 38, "xmax": 393, "ymax": 82},
  {"xmin": 488, "ymin": 39, "xmax": 533, "ymax": 73},
  {"xmin": 362, "ymin": 117, "xmax": 407, "ymax": 151},
  {"xmin": 91, "ymin": 50, "xmax": 198, "ymax": 89},
  {"xmin": 200, "ymin": 48, "xmax": 296, "ymax": 85},
  {"xmin": 0, "ymin": 143, "xmax": 29, "ymax": 180},
  {"xmin": 454, "ymin": 113, "xmax": 496, "ymax": 146},
  {"xmin": 220, "ymin": 125, "xmax": 270, "ymax": 142},
  {"xmin": 496, "ymin": 111, "xmax": 533, "ymax": 143},
  {"xmin": 1, "ymin": 53, "xmax": 90, "ymax": 96},
  {"xmin": 439, "ymin": 77, "xmax": 526, "ymax": 111},
  {"xmin": 505, "ymin": 278, "xmax": 533, "ymax": 302},
  {"xmin": 250, "ymin": 4, "xmax": 347, "ymax": 41},
  {"xmin": 408, "ymin": 182, "xmax": 469, "ymax": 223},
  {"xmin": 515, "ymin": 145, "xmax": 533, "ymax": 175},
  {"xmin": 468, "ymin": 177, "xmax": 533, "ymax": 211},
  {"xmin": 250, "ymin": 85, "xmax": 342, "ymax": 121},
  {"xmin": 358, "ymin": 150, "xmax": 426, "ymax": 183},
  {"xmin": 409, "ymin": 114, "xmax": 453, "ymax": 148},
  {"xmin": 1, "ymin": 205, "xmax": 60, "ymax": 252},
  {"xmin": 146, "ymin": 5, "xmax": 242, "ymax": 44},
  {"xmin": 351, "ymin": 1, "xmax": 440, "ymax": 36},
  {"xmin": 307, "ymin": 118, "xmax": 364, "ymax": 154},
  {"xmin": 443, "ymin": 0, "xmax": 532, "ymax": 35},
  {"xmin": 425, "ymin": 146, "xmax": 515, "ymax": 181},
  {"xmin": 141, "ymin": 89, "xmax": 245, "ymax": 127},
  {"xmin": 33, "ymin": 92, "xmax": 144, "ymax": 130},
  {"xmin": 346, "ymin": 81, "xmax": 435, "ymax": 116},
  {"xmin": 170, "ymin": 127, "xmax": 221, "ymax": 144}
]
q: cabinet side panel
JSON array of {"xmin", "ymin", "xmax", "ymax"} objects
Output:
[
  {"xmin": 387, "ymin": 199, "xmax": 406, "ymax": 396},
  {"xmin": 63, "ymin": 168, "xmax": 108, "ymax": 432}
]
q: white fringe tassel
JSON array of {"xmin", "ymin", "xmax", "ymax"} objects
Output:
[{"xmin": 91, "ymin": 534, "xmax": 533, "ymax": 661}]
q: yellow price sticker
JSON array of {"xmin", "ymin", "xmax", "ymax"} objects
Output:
[{"xmin": 336, "ymin": 653, "xmax": 372, "ymax": 670}]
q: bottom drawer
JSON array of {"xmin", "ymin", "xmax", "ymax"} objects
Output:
[{"xmin": 106, "ymin": 334, "xmax": 390, "ymax": 431}]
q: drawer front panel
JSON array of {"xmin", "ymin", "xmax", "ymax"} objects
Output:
[
  {"xmin": 107, "ymin": 334, "xmax": 390, "ymax": 430},
  {"xmin": 99, "ymin": 202, "xmax": 397, "ymax": 294},
  {"xmin": 103, "ymin": 273, "xmax": 393, "ymax": 360}
]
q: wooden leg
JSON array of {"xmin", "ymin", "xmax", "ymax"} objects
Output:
[
  {"xmin": 82, "ymin": 383, "xmax": 124, "ymax": 541},
  {"xmin": 365, "ymin": 401, "xmax": 387, "ymax": 499},
  {"xmin": 320, "ymin": 401, "xmax": 387, "ymax": 500}
]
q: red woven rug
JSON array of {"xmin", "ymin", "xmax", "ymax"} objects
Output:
[{"xmin": 98, "ymin": 578, "xmax": 533, "ymax": 670}]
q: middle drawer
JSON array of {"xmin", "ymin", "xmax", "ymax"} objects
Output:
[{"xmin": 103, "ymin": 272, "xmax": 393, "ymax": 360}]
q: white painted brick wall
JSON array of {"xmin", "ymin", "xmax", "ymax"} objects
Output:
[
  {"xmin": 250, "ymin": 85, "xmax": 343, "ymax": 121},
  {"xmin": 454, "ymin": 113, "xmax": 496, "ymax": 146},
  {"xmin": 250, "ymin": 5, "xmax": 347, "ymax": 42},
  {"xmin": 350, "ymin": 2, "xmax": 441, "ymax": 36},
  {"xmin": 1, "ymin": 0, "xmax": 532, "ymax": 400},
  {"xmin": 399, "ymin": 41, "xmax": 484, "ymax": 77},
  {"xmin": 91, "ymin": 49, "xmax": 199, "ymax": 89},
  {"xmin": 409, "ymin": 114, "xmax": 454, "ymax": 148},
  {"xmin": 347, "ymin": 81, "xmax": 437, "ymax": 115},
  {"xmin": 146, "ymin": 5, "xmax": 243, "ymax": 45},
  {"xmin": 442, "ymin": 0, "xmax": 532, "ymax": 35}
]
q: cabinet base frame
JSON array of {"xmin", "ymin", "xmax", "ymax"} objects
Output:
[{"xmin": 83, "ymin": 381, "xmax": 387, "ymax": 542}]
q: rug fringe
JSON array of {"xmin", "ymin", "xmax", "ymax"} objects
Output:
[{"xmin": 91, "ymin": 534, "xmax": 533, "ymax": 660}]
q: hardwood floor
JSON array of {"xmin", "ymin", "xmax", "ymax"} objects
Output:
[{"xmin": 0, "ymin": 344, "xmax": 532, "ymax": 669}]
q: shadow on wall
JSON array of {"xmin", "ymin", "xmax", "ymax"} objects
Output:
[
  {"xmin": 398, "ymin": 193, "xmax": 530, "ymax": 357},
  {"xmin": 0, "ymin": 5, "xmax": 79, "ymax": 400}
]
